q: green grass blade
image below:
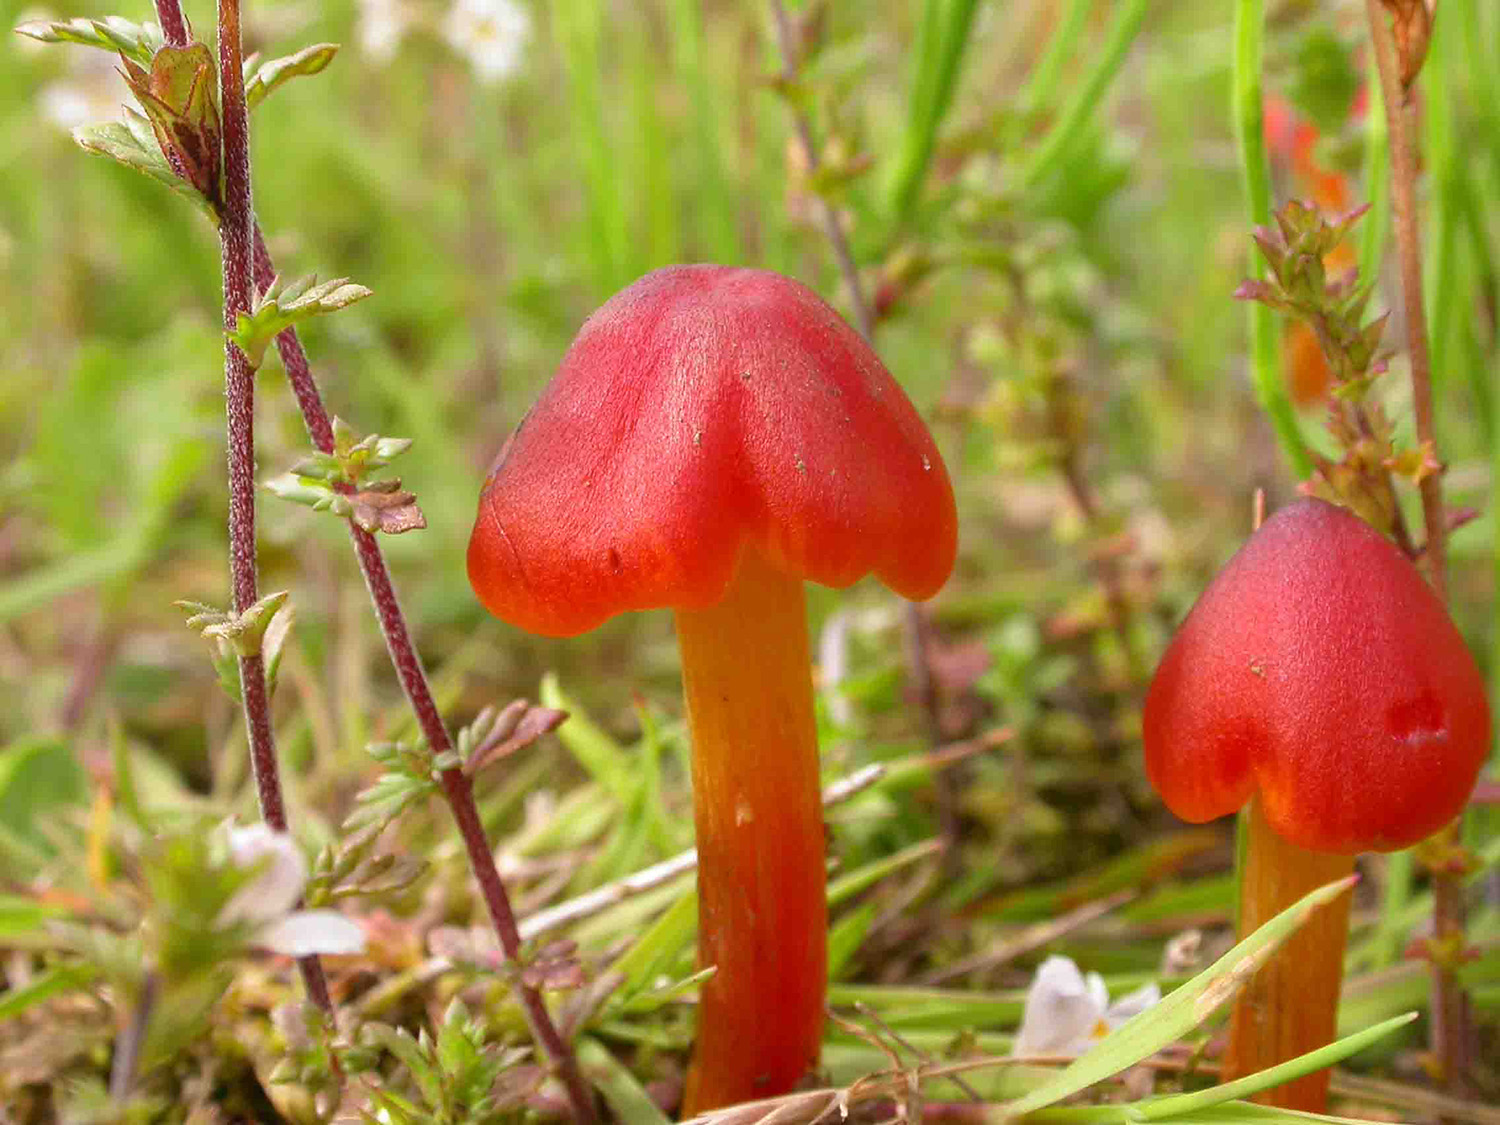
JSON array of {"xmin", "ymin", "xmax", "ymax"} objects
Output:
[
  {"xmin": 0, "ymin": 963, "xmax": 98, "ymax": 1020},
  {"xmin": 609, "ymin": 884, "xmax": 698, "ymax": 998},
  {"xmin": 886, "ymin": 0, "xmax": 981, "ymax": 226},
  {"xmin": 827, "ymin": 838, "xmax": 944, "ymax": 905},
  {"xmin": 672, "ymin": 0, "xmax": 739, "ymax": 262},
  {"xmin": 1020, "ymin": 0, "xmax": 1149, "ymax": 191},
  {"xmin": 1231, "ymin": 0, "xmax": 1312, "ymax": 478},
  {"xmin": 996, "ymin": 875, "xmax": 1357, "ymax": 1118},
  {"xmin": 1126, "ymin": 1012, "xmax": 1417, "ymax": 1120},
  {"xmin": 578, "ymin": 1036, "xmax": 672, "ymax": 1125},
  {"xmin": 553, "ymin": 0, "xmax": 628, "ymax": 296},
  {"xmin": 1017, "ymin": 0, "xmax": 1093, "ymax": 117},
  {"xmin": 1358, "ymin": 53, "xmax": 1390, "ymax": 285},
  {"xmin": 540, "ymin": 674, "xmax": 637, "ymax": 808},
  {"xmin": 1422, "ymin": 11, "xmax": 1458, "ymax": 399}
]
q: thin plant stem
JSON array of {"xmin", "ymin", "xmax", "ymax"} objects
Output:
[
  {"xmin": 1365, "ymin": 0, "xmax": 1468, "ymax": 1095},
  {"xmin": 109, "ymin": 972, "xmax": 158, "ymax": 1103},
  {"xmin": 1020, "ymin": 0, "xmax": 1149, "ymax": 191},
  {"xmin": 1358, "ymin": 51, "xmax": 1391, "ymax": 288},
  {"xmin": 152, "ymin": 0, "xmax": 188, "ymax": 47},
  {"xmin": 347, "ymin": 524, "xmax": 597, "ymax": 1122},
  {"xmin": 212, "ymin": 0, "xmax": 334, "ymax": 1018},
  {"xmin": 767, "ymin": 0, "xmax": 874, "ymax": 340},
  {"xmin": 233, "ymin": 70, "xmax": 595, "ymax": 1125}
]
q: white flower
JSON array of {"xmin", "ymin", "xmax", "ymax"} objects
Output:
[
  {"xmin": 441, "ymin": 0, "xmax": 529, "ymax": 83},
  {"xmin": 219, "ymin": 824, "xmax": 366, "ymax": 958},
  {"xmin": 357, "ymin": 0, "xmax": 416, "ymax": 64},
  {"xmin": 1012, "ymin": 955, "xmax": 1160, "ymax": 1057}
]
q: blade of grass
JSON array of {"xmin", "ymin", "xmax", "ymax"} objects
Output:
[
  {"xmin": 1423, "ymin": 11, "xmax": 1458, "ymax": 401},
  {"xmin": 540, "ymin": 674, "xmax": 637, "ymax": 808},
  {"xmin": 1232, "ymin": 0, "xmax": 1313, "ymax": 478},
  {"xmin": 1016, "ymin": 0, "xmax": 1093, "ymax": 117},
  {"xmin": 578, "ymin": 1036, "xmax": 672, "ymax": 1125},
  {"xmin": 1122, "ymin": 1012, "xmax": 1418, "ymax": 1121},
  {"xmin": 672, "ymin": 0, "xmax": 739, "ymax": 262},
  {"xmin": 1358, "ymin": 52, "xmax": 1390, "ymax": 286},
  {"xmin": 995, "ymin": 875, "xmax": 1357, "ymax": 1118},
  {"xmin": 0, "ymin": 963, "xmax": 98, "ymax": 1020},
  {"xmin": 886, "ymin": 0, "xmax": 981, "ymax": 227},
  {"xmin": 1020, "ymin": 0, "xmax": 1148, "ymax": 191},
  {"xmin": 553, "ymin": 0, "xmax": 628, "ymax": 296}
]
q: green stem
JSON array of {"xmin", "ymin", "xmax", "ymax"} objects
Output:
[
  {"xmin": 1021, "ymin": 0, "xmax": 1149, "ymax": 190},
  {"xmin": 1233, "ymin": 0, "xmax": 1313, "ymax": 478},
  {"xmin": 1017, "ymin": 0, "xmax": 1093, "ymax": 116},
  {"xmin": 1358, "ymin": 51, "xmax": 1391, "ymax": 286},
  {"xmin": 886, "ymin": 0, "xmax": 981, "ymax": 226}
]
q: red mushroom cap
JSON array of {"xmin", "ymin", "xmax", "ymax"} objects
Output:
[
  {"xmin": 1143, "ymin": 498, "xmax": 1490, "ymax": 854},
  {"xmin": 468, "ymin": 265, "xmax": 958, "ymax": 637}
]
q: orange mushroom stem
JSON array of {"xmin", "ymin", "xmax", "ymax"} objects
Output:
[
  {"xmin": 1226, "ymin": 798, "xmax": 1355, "ymax": 1111},
  {"xmin": 676, "ymin": 546, "xmax": 826, "ymax": 1111}
]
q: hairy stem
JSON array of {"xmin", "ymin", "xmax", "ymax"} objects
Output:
[
  {"xmin": 213, "ymin": 0, "xmax": 333, "ymax": 1017},
  {"xmin": 1366, "ymin": 0, "xmax": 1469, "ymax": 1095},
  {"xmin": 348, "ymin": 526, "xmax": 596, "ymax": 1122},
  {"xmin": 153, "ymin": 0, "xmax": 188, "ymax": 47}
]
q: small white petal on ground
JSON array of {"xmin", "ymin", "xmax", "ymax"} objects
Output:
[
  {"xmin": 260, "ymin": 909, "xmax": 368, "ymax": 957},
  {"xmin": 1013, "ymin": 954, "xmax": 1161, "ymax": 1057}
]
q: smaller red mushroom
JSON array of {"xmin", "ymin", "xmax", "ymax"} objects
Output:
[
  {"xmin": 468, "ymin": 265, "xmax": 957, "ymax": 1113},
  {"xmin": 1143, "ymin": 497, "xmax": 1489, "ymax": 1111}
]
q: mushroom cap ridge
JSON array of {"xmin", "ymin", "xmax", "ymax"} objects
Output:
[
  {"xmin": 468, "ymin": 265, "xmax": 958, "ymax": 637},
  {"xmin": 1142, "ymin": 498, "xmax": 1490, "ymax": 854}
]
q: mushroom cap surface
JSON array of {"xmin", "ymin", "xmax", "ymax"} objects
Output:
[
  {"xmin": 1143, "ymin": 498, "xmax": 1490, "ymax": 854},
  {"xmin": 468, "ymin": 265, "xmax": 958, "ymax": 637}
]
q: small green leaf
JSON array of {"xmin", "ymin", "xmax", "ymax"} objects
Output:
[
  {"xmin": 0, "ymin": 963, "xmax": 99, "ymax": 1021},
  {"xmin": 245, "ymin": 43, "xmax": 339, "ymax": 110},
  {"xmin": 578, "ymin": 1036, "xmax": 671, "ymax": 1125},
  {"xmin": 264, "ymin": 472, "xmax": 354, "ymax": 517},
  {"xmin": 177, "ymin": 590, "xmax": 289, "ymax": 658},
  {"xmin": 0, "ymin": 737, "xmax": 89, "ymax": 859},
  {"xmin": 0, "ymin": 895, "xmax": 62, "ymax": 939},
  {"xmin": 229, "ymin": 274, "xmax": 373, "ymax": 368},
  {"xmin": 72, "ymin": 115, "xmax": 218, "ymax": 221},
  {"xmin": 13, "ymin": 15, "xmax": 162, "ymax": 64}
]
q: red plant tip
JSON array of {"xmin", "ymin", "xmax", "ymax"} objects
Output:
[{"xmin": 1143, "ymin": 498, "xmax": 1490, "ymax": 854}]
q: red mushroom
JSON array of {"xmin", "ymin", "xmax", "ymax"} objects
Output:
[
  {"xmin": 1143, "ymin": 497, "xmax": 1489, "ymax": 1111},
  {"xmin": 468, "ymin": 265, "xmax": 957, "ymax": 1112}
]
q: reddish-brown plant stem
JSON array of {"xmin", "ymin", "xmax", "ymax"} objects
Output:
[
  {"xmin": 242, "ymin": 83, "xmax": 594, "ymax": 1125},
  {"xmin": 348, "ymin": 527, "xmax": 596, "ymax": 1122},
  {"xmin": 767, "ymin": 0, "xmax": 874, "ymax": 341},
  {"xmin": 153, "ymin": 0, "xmax": 189, "ymax": 48},
  {"xmin": 213, "ymin": 0, "xmax": 333, "ymax": 1017},
  {"xmin": 1366, "ymin": 0, "xmax": 1469, "ymax": 1095}
]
